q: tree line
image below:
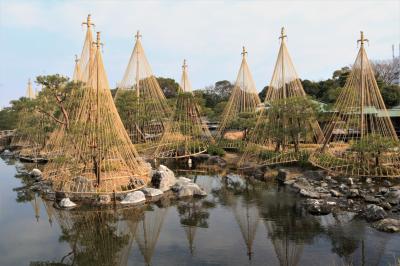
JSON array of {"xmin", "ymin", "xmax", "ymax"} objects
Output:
[{"xmin": 0, "ymin": 61, "xmax": 399, "ymax": 130}]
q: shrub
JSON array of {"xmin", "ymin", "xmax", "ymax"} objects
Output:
[{"xmin": 207, "ymin": 145, "xmax": 225, "ymax": 156}]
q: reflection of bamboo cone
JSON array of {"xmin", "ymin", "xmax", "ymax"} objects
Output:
[
  {"xmin": 135, "ymin": 206, "xmax": 168, "ymax": 265},
  {"xmin": 30, "ymin": 194, "xmax": 41, "ymax": 223},
  {"xmin": 264, "ymin": 220, "xmax": 304, "ymax": 266},
  {"xmin": 232, "ymin": 195, "xmax": 260, "ymax": 261},
  {"xmin": 42, "ymin": 198, "xmax": 54, "ymax": 227}
]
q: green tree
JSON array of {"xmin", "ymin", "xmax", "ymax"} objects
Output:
[
  {"xmin": 157, "ymin": 77, "xmax": 180, "ymax": 98},
  {"xmin": 351, "ymin": 134, "xmax": 398, "ymax": 167},
  {"xmin": 36, "ymin": 74, "xmax": 79, "ymax": 129},
  {"xmin": 265, "ymin": 96, "xmax": 319, "ymax": 153},
  {"xmin": 380, "ymin": 84, "xmax": 400, "ymax": 108}
]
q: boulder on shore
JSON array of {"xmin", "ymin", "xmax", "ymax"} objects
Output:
[
  {"xmin": 151, "ymin": 165, "xmax": 177, "ymax": 192},
  {"xmin": 172, "ymin": 177, "xmax": 207, "ymax": 198},
  {"xmin": 386, "ymin": 190, "xmax": 400, "ymax": 205},
  {"xmin": 276, "ymin": 168, "xmax": 300, "ymax": 182},
  {"xmin": 300, "ymin": 189, "xmax": 321, "ymax": 199},
  {"xmin": 29, "ymin": 168, "xmax": 42, "ymax": 178},
  {"xmin": 363, "ymin": 204, "xmax": 387, "ymax": 222},
  {"xmin": 59, "ymin": 198, "xmax": 77, "ymax": 209},
  {"xmin": 120, "ymin": 191, "xmax": 146, "ymax": 205},
  {"xmin": 373, "ymin": 218, "xmax": 400, "ymax": 233},
  {"xmin": 207, "ymin": 156, "xmax": 227, "ymax": 168},
  {"xmin": 1, "ymin": 149, "xmax": 13, "ymax": 157},
  {"xmin": 305, "ymin": 199, "xmax": 335, "ymax": 215},
  {"xmin": 142, "ymin": 188, "xmax": 163, "ymax": 197}
]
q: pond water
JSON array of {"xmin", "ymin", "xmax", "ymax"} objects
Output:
[{"xmin": 0, "ymin": 157, "xmax": 399, "ymax": 266}]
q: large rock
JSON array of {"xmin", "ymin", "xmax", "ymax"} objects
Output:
[
  {"xmin": 305, "ymin": 199, "xmax": 335, "ymax": 215},
  {"xmin": 142, "ymin": 188, "xmax": 163, "ymax": 197},
  {"xmin": 120, "ymin": 191, "xmax": 146, "ymax": 205},
  {"xmin": 179, "ymin": 184, "xmax": 207, "ymax": 198},
  {"xmin": 330, "ymin": 189, "xmax": 343, "ymax": 197},
  {"xmin": 363, "ymin": 195, "xmax": 380, "ymax": 204},
  {"xmin": 29, "ymin": 168, "xmax": 42, "ymax": 178},
  {"xmin": 292, "ymin": 177, "xmax": 311, "ymax": 191},
  {"xmin": 151, "ymin": 165, "xmax": 177, "ymax": 192},
  {"xmin": 364, "ymin": 204, "xmax": 387, "ymax": 222},
  {"xmin": 386, "ymin": 190, "xmax": 400, "ymax": 205},
  {"xmin": 339, "ymin": 184, "xmax": 349, "ymax": 194},
  {"xmin": 303, "ymin": 170, "xmax": 326, "ymax": 181},
  {"xmin": 173, "ymin": 180, "xmax": 207, "ymax": 198},
  {"xmin": 347, "ymin": 189, "xmax": 360, "ymax": 198},
  {"xmin": 59, "ymin": 198, "xmax": 77, "ymax": 208},
  {"xmin": 1, "ymin": 149, "xmax": 13, "ymax": 157},
  {"xmin": 276, "ymin": 168, "xmax": 300, "ymax": 182},
  {"xmin": 373, "ymin": 218, "xmax": 400, "ymax": 233},
  {"xmin": 300, "ymin": 189, "xmax": 320, "ymax": 199},
  {"xmin": 207, "ymin": 156, "xmax": 227, "ymax": 168}
]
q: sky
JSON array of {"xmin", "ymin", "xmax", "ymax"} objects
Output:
[{"xmin": 0, "ymin": 0, "xmax": 399, "ymax": 107}]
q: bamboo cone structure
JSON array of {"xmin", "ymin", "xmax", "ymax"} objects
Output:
[
  {"xmin": 40, "ymin": 16, "xmax": 95, "ymax": 160},
  {"xmin": 11, "ymin": 80, "xmax": 41, "ymax": 153},
  {"xmin": 217, "ymin": 47, "xmax": 262, "ymax": 149},
  {"xmin": 26, "ymin": 79, "xmax": 36, "ymax": 99},
  {"xmin": 155, "ymin": 60, "xmax": 214, "ymax": 159},
  {"xmin": 239, "ymin": 27, "xmax": 323, "ymax": 167},
  {"xmin": 72, "ymin": 55, "xmax": 82, "ymax": 82},
  {"xmin": 309, "ymin": 32, "xmax": 400, "ymax": 177},
  {"xmin": 11, "ymin": 98, "xmax": 51, "ymax": 162},
  {"xmin": 43, "ymin": 32, "xmax": 150, "ymax": 195},
  {"xmin": 115, "ymin": 31, "xmax": 171, "ymax": 154}
]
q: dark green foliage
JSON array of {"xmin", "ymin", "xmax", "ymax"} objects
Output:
[
  {"xmin": 263, "ymin": 96, "xmax": 319, "ymax": 152},
  {"xmin": 227, "ymin": 111, "xmax": 257, "ymax": 130},
  {"xmin": 207, "ymin": 144, "xmax": 225, "ymax": 156},
  {"xmin": 157, "ymin": 77, "xmax": 180, "ymax": 98},
  {"xmin": 380, "ymin": 84, "xmax": 400, "ymax": 108},
  {"xmin": 351, "ymin": 134, "xmax": 398, "ymax": 166}
]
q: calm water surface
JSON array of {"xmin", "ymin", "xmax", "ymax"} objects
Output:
[{"xmin": 0, "ymin": 157, "xmax": 399, "ymax": 266}]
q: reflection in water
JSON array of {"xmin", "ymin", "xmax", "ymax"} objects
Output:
[
  {"xmin": 30, "ymin": 193, "xmax": 41, "ymax": 223},
  {"xmin": 135, "ymin": 204, "xmax": 167, "ymax": 266},
  {"xmin": 177, "ymin": 197, "xmax": 212, "ymax": 255},
  {"xmin": 232, "ymin": 190, "xmax": 260, "ymax": 260},
  {"xmin": 0, "ymin": 156, "xmax": 396, "ymax": 265},
  {"xmin": 212, "ymin": 175, "xmax": 262, "ymax": 260},
  {"xmin": 31, "ymin": 205, "xmax": 144, "ymax": 266},
  {"xmin": 259, "ymin": 187, "xmax": 323, "ymax": 266}
]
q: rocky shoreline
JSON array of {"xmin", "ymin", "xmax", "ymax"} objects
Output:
[{"xmin": 2, "ymin": 150, "xmax": 400, "ymax": 233}]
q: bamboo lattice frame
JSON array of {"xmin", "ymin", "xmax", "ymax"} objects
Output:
[
  {"xmin": 11, "ymin": 102, "xmax": 51, "ymax": 161},
  {"xmin": 239, "ymin": 28, "xmax": 323, "ymax": 167},
  {"xmin": 43, "ymin": 32, "xmax": 150, "ymax": 195},
  {"xmin": 42, "ymin": 15, "xmax": 96, "ymax": 160},
  {"xmin": 155, "ymin": 60, "xmax": 214, "ymax": 159},
  {"xmin": 309, "ymin": 32, "xmax": 400, "ymax": 177},
  {"xmin": 115, "ymin": 31, "xmax": 171, "ymax": 153},
  {"xmin": 217, "ymin": 47, "xmax": 262, "ymax": 149}
]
